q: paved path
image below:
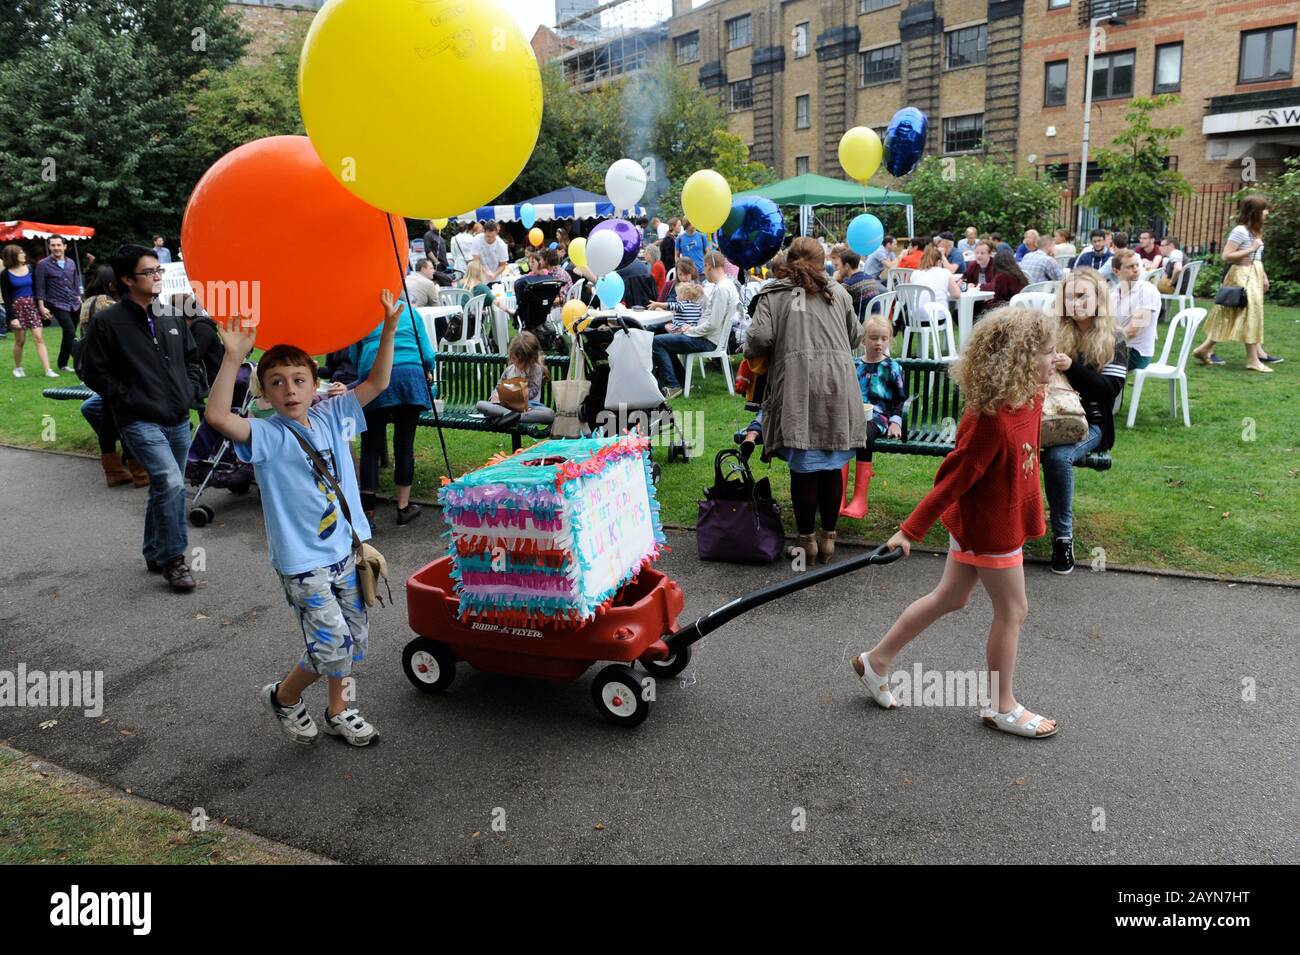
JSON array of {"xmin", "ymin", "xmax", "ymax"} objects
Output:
[{"xmin": 1, "ymin": 446, "xmax": 1296, "ymax": 863}]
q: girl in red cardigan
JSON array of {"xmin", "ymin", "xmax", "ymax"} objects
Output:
[{"xmin": 851, "ymin": 306, "xmax": 1060, "ymax": 739}]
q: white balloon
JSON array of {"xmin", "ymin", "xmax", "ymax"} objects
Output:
[
  {"xmin": 605, "ymin": 158, "xmax": 647, "ymax": 211},
  {"xmin": 586, "ymin": 229, "xmax": 625, "ymax": 277}
]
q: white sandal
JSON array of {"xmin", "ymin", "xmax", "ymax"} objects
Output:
[
  {"xmin": 981, "ymin": 704, "xmax": 1057, "ymax": 738},
  {"xmin": 852, "ymin": 652, "xmax": 897, "ymax": 709}
]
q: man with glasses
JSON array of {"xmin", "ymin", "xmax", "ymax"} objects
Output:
[
  {"xmin": 81, "ymin": 245, "xmax": 208, "ymax": 593},
  {"xmin": 33, "ymin": 235, "xmax": 82, "ymax": 372}
]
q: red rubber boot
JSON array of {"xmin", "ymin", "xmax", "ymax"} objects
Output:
[{"xmin": 839, "ymin": 461, "xmax": 874, "ymax": 519}]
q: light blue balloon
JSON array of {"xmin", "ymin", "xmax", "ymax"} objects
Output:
[
  {"xmin": 847, "ymin": 213, "xmax": 884, "ymax": 257},
  {"xmin": 596, "ymin": 272, "xmax": 625, "ymax": 310},
  {"xmin": 520, "ymin": 203, "xmax": 537, "ymax": 229}
]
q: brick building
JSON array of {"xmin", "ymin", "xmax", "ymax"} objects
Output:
[{"xmin": 226, "ymin": 0, "xmax": 321, "ymax": 62}]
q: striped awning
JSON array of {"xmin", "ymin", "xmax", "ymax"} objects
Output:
[{"xmin": 454, "ymin": 201, "xmax": 646, "ymax": 224}]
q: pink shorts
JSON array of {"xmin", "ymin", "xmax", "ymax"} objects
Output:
[{"xmin": 948, "ymin": 534, "xmax": 1023, "ymax": 569}]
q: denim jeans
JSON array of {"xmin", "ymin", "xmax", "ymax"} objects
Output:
[
  {"xmin": 1041, "ymin": 423, "xmax": 1103, "ymax": 540},
  {"xmin": 118, "ymin": 420, "xmax": 192, "ymax": 564},
  {"xmin": 652, "ymin": 333, "xmax": 716, "ymax": 388},
  {"xmin": 80, "ymin": 393, "xmax": 132, "ymax": 458}
]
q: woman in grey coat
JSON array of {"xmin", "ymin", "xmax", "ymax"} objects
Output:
[{"xmin": 744, "ymin": 236, "xmax": 866, "ymax": 563}]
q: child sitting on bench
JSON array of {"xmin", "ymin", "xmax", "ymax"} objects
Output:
[{"xmin": 476, "ymin": 331, "xmax": 556, "ymax": 427}]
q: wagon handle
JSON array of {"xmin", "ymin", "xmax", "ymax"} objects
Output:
[{"xmin": 662, "ymin": 544, "xmax": 905, "ymax": 654}]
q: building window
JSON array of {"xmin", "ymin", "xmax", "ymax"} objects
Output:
[
  {"xmin": 1090, "ymin": 49, "xmax": 1135, "ymax": 100},
  {"xmin": 674, "ymin": 31, "xmax": 699, "ymax": 65},
  {"xmin": 1239, "ymin": 25, "xmax": 1296, "ymax": 84},
  {"xmin": 1044, "ymin": 59, "xmax": 1068, "ymax": 106},
  {"xmin": 1154, "ymin": 42, "xmax": 1182, "ymax": 93},
  {"xmin": 726, "ymin": 14, "xmax": 752, "ymax": 50},
  {"xmin": 795, "ymin": 94, "xmax": 811, "ymax": 129},
  {"xmin": 1048, "ymin": 0, "xmax": 1070, "ymax": 9},
  {"xmin": 945, "ymin": 25, "xmax": 987, "ymax": 69},
  {"xmin": 859, "ymin": 44, "xmax": 902, "ymax": 86},
  {"xmin": 796, "ymin": 156, "xmax": 810, "ymax": 176},
  {"xmin": 858, "ymin": 0, "xmax": 900, "ymax": 13},
  {"xmin": 729, "ymin": 78, "xmax": 753, "ymax": 111},
  {"xmin": 943, "ymin": 114, "xmax": 984, "ymax": 153},
  {"xmin": 792, "ymin": 22, "xmax": 809, "ymax": 58}
]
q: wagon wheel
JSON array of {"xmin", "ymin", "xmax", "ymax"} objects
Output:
[
  {"xmin": 591, "ymin": 664, "xmax": 651, "ymax": 727},
  {"xmin": 402, "ymin": 637, "xmax": 456, "ymax": 693},
  {"xmin": 640, "ymin": 642, "xmax": 691, "ymax": 678}
]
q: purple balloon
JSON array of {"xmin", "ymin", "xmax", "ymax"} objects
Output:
[{"xmin": 590, "ymin": 218, "xmax": 641, "ymax": 269}]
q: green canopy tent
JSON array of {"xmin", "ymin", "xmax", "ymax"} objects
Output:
[{"xmin": 734, "ymin": 173, "xmax": 914, "ymax": 239}]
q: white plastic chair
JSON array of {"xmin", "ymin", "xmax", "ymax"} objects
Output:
[
  {"xmin": 1159, "ymin": 259, "xmax": 1202, "ymax": 321},
  {"xmin": 566, "ymin": 278, "xmax": 585, "ymax": 302},
  {"xmin": 1126, "ymin": 307, "xmax": 1206, "ymax": 429},
  {"xmin": 1054, "ymin": 253, "xmax": 1074, "ymax": 271},
  {"xmin": 441, "ymin": 294, "xmax": 488, "ymax": 355},
  {"xmin": 1009, "ymin": 291, "xmax": 1055, "ymax": 314},
  {"xmin": 886, "ymin": 268, "xmax": 914, "ymax": 292},
  {"xmin": 682, "ymin": 311, "xmax": 736, "ymax": 398},
  {"xmin": 895, "ymin": 283, "xmax": 938, "ymax": 358},
  {"xmin": 438, "ymin": 288, "xmax": 470, "ymax": 309},
  {"xmin": 1022, "ymin": 281, "xmax": 1060, "ymax": 297},
  {"xmin": 919, "ymin": 302, "xmax": 959, "ymax": 362}
]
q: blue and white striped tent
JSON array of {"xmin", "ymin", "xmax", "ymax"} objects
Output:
[{"xmin": 454, "ymin": 185, "xmax": 646, "ymax": 224}]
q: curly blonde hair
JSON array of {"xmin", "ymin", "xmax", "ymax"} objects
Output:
[
  {"xmin": 953, "ymin": 305, "xmax": 1055, "ymax": 415},
  {"xmin": 1052, "ymin": 267, "xmax": 1117, "ymax": 370}
]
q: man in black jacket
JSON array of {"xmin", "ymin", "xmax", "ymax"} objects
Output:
[{"xmin": 81, "ymin": 246, "xmax": 208, "ymax": 592}]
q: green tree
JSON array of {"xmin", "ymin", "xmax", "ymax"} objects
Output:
[
  {"xmin": 180, "ymin": 24, "xmax": 306, "ymax": 180},
  {"xmin": 906, "ymin": 148, "xmax": 1061, "ymax": 237},
  {"xmin": 0, "ymin": 22, "xmax": 188, "ymax": 253},
  {"xmin": 1242, "ymin": 156, "xmax": 1300, "ymax": 283},
  {"xmin": 1080, "ymin": 94, "xmax": 1194, "ymax": 231}
]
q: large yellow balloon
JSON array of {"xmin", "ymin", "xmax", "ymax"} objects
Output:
[
  {"xmin": 568, "ymin": 236, "xmax": 587, "ymax": 268},
  {"xmin": 299, "ymin": 0, "xmax": 542, "ymax": 218},
  {"xmin": 528, "ymin": 227, "xmax": 544, "ymax": 248},
  {"xmin": 838, "ymin": 127, "xmax": 883, "ymax": 183},
  {"xmin": 681, "ymin": 169, "xmax": 732, "ymax": 233}
]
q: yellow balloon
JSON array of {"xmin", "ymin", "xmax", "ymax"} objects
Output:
[
  {"xmin": 568, "ymin": 236, "xmax": 587, "ymax": 268},
  {"xmin": 299, "ymin": 0, "xmax": 542, "ymax": 218},
  {"xmin": 562, "ymin": 299, "xmax": 589, "ymax": 332},
  {"xmin": 838, "ymin": 127, "xmax": 883, "ymax": 183},
  {"xmin": 528, "ymin": 227, "xmax": 544, "ymax": 247},
  {"xmin": 432, "ymin": 218, "xmax": 449, "ymax": 230},
  {"xmin": 681, "ymin": 169, "xmax": 732, "ymax": 233}
]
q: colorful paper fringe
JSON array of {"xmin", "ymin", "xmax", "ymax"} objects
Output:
[{"xmin": 438, "ymin": 435, "xmax": 665, "ymax": 628}]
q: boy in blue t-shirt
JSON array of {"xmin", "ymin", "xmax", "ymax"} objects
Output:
[
  {"xmin": 205, "ymin": 291, "xmax": 404, "ymax": 747},
  {"xmin": 675, "ymin": 221, "xmax": 709, "ymax": 273}
]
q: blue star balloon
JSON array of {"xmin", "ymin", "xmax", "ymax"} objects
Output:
[
  {"xmin": 884, "ymin": 107, "xmax": 929, "ymax": 177},
  {"xmin": 716, "ymin": 196, "xmax": 785, "ymax": 269}
]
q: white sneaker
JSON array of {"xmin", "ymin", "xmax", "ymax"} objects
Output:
[
  {"xmin": 60, "ymin": 366, "xmax": 75, "ymax": 373},
  {"xmin": 322, "ymin": 707, "xmax": 378, "ymax": 747},
  {"xmin": 12, "ymin": 367, "xmax": 24, "ymax": 378},
  {"xmin": 44, "ymin": 369, "xmax": 59, "ymax": 378},
  {"xmin": 260, "ymin": 682, "xmax": 318, "ymax": 744}
]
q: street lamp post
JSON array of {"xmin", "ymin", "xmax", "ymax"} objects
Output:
[{"xmin": 1077, "ymin": 13, "xmax": 1126, "ymax": 238}]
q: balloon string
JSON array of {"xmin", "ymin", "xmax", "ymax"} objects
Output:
[{"xmin": 387, "ymin": 213, "xmax": 454, "ymax": 481}]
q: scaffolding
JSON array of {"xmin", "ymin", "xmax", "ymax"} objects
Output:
[{"xmin": 555, "ymin": 0, "xmax": 672, "ymax": 88}]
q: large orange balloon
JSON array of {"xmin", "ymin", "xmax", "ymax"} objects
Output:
[{"xmin": 181, "ymin": 136, "xmax": 405, "ymax": 355}]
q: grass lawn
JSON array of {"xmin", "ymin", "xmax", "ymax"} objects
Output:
[
  {"xmin": 0, "ymin": 747, "xmax": 309, "ymax": 864},
  {"xmin": 3, "ymin": 301, "xmax": 1298, "ymax": 579}
]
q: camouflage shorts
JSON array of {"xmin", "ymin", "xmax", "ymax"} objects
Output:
[{"xmin": 278, "ymin": 554, "xmax": 368, "ymax": 679}]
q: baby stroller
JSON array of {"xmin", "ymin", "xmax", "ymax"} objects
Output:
[
  {"xmin": 186, "ymin": 361, "xmax": 256, "ymax": 527},
  {"xmin": 515, "ymin": 278, "xmax": 567, "ymax": 352},
  {"xmin": 573, "ymin": 313, "xmax": 689, "ymax": 476}
]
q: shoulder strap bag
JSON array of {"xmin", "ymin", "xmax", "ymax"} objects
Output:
[{"xmin": 286, "ymin": 424, "xmax": 391, "ymax": 607}]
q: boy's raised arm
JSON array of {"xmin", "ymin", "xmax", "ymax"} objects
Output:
[
  {"xmin": 353, "ymin": 290, "xmax": 404, "ymax": 408},
  {"xmin": 204, "ymin": 317, "xmax": 255, "ymax": 445}
]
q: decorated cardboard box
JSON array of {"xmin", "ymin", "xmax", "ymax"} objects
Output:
[{"xmin": 438, "ymin": 435, "xmax": 665, "ymax": 627}]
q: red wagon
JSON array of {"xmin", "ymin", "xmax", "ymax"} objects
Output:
[{"xmin": 402, "ymin": 545, "xmax": 904, "ymax": 727}]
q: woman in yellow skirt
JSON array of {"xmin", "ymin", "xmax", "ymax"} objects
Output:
[{"xmin": 1194, "ymin": 195, "xmax": 1282, "ymax": 372}]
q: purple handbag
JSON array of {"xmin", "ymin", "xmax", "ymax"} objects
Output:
[{"xmin": 697, "ymin": 449, "xmax": 785, "ymax": 564}]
